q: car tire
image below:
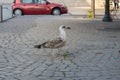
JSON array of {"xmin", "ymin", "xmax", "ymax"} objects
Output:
[
  {"xmin": 52, "ymin": 8, "xmax": 61, "ymax": 15},
  {"xmin": 14, "ymin": 9, "xmax": 23, "ymax": 16}
]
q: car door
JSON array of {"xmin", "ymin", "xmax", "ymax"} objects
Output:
[
  {"xmin": 20, "ymin": 0, "xmax": 37, "ymax": 14},
  {"xmin": 34, "ymin": 0, "xmax": 50, "ymax": 14}
]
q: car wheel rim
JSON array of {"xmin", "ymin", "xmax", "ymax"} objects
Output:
[
  {"xmin": 14, "ymin": 9, "xmax": 22, "ymax": 16},
  {"xmin": 53, "ymin": 9, "xmax": 60, "ymax": 15}
]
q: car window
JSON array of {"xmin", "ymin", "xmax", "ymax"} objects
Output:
[
  {"xmin": 37, "ymin": 0, "xmax": 46, "ymax": 4},
  {"xmin": 13, "ymin": 0, "xmax": 15, "ymax": 3},
  {"xmin": 21, "ymin": 0, "xmax": 33, "ymax": 3},
  {"xmin": 34, "ymin": 0, "xmax": 38, "ymax": 3}
]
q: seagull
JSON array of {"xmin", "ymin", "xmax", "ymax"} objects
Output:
[{"xmin": 34, "ymin": 25, "xmax": 71, "ymax": 57}]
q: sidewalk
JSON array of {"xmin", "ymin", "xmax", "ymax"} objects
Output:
[{"xmin": 68, "ymin": 7, "xmax": 120, "ymax": 19}]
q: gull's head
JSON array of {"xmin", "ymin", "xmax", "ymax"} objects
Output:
[
  {"xmin": 59, "ymin": 25, "xmax": 70, "ymax": 40},
  {"xmin": 59, "ymin": 25, "xmax": 71, "ymax": 30}
]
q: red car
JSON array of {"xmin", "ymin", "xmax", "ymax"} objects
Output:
[{"xmin": 12, "ymin": 0, "xmax": 68, "ymax": 15}]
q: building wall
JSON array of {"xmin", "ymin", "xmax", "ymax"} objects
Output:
[
  {"xmin": 82, "ymin": 0, "xmax": 105, "ymax": 8},
  {"xmin": 95, "ymin": 0, "xmax": 105, "ymax": 8},
  {"xmin": 50, "ymin": 0, "xmax": 89, "ymax": 7},
  {"xmin": 0, "ymin": 0, "xmax": 14, "ymax": 3},
  {"xmin": 0, "ymin": 0, "xmax": 104, "ymax": 7},
  {"xmin": 2, "ymin": 0, "xmax": 117, "ymax": 8}
]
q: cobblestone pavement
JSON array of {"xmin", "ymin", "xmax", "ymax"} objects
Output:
[{"xmin": 0, "ymin": 15, "xmax": 120, "ymax": 80}]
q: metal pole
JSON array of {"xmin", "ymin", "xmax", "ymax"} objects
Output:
[
  {"xmin": 91, "ymin": 0, "xmax": 95, "ymax": 18},
  {"xmin": 0, "ymin": 5, "xmax": 2, "ymax": 21},
  {"xmin": 102, "ymin": 0, "xmax": 112, "ymax": 22},
  {"xmin": 0, "ymin": 5, "xmax": 2, "ymax": 22}
]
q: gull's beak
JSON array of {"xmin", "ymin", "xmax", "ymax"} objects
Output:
[{"xmin": 66, "ymin": 27, "xmax": 71, "ymax": 29}]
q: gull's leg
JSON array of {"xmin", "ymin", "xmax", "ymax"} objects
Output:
[
  {"xmin": 57, "ymin": 47, "xmax": 62, "ymax": 55},
  {"xmin": 52, "ymin": 49, "xmax": 58, "ymax": 57},
  {"xmin": 42, "ymin": 48, "xmax": 48, "ymax": 56},
  {"xmin": 57, "ymin": 48, "xmax": 60, "ymax": 54}
]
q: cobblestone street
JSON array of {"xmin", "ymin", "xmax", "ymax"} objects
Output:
[{"xmin": 0, "ymin": 15, "xmax": 120, "ymax": 80}]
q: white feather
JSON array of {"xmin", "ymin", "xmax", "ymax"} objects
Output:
[{"xmin": 59, "ymin": 25, "xmax": 66, "ymax": 41}]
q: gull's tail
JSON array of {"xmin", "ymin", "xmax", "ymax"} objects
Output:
[{"xmin": 34, "ymin": 44, "xmax": 42, "ymax": 48}]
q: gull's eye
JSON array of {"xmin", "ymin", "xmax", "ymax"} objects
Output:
[{"xmin": 62, "ymin": 26, "xmax": 66, "ymax": 28}]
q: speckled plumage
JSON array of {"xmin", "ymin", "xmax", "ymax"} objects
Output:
[
  {"xmin": 34, "ymin": 25, "xmax": 70, "ymax": 56},
  {"xmin": 34, "ymin": 37, "xmax": 66, "ymax": 49}
]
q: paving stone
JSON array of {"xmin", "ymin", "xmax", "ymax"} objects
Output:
[
  {"xmin": 64, "ymin": 72, "xmax": 75, "ymax": 77},
  {"xmin": 41, "ymin": 70, "xmax": 54, "ymax": 77},
  {"xmin": 75, "ymin": 71, "xmax": 88, "ymax": 77},
  {"xmin": 0, "ymin": 55, "xmax": 8, "ymax": 63},
  {"xmin": 54, "ymin": 72, "xmax": 65, "ymax": 77}
]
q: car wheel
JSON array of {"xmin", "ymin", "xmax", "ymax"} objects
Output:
[
  {"xmin": 52, "ymin": 8, "xmax": 61, "ymax": 15},
  {"xmin": 14, "ymin": 9, "xmax": 23, "ymax": 16}
]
